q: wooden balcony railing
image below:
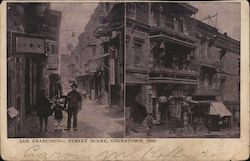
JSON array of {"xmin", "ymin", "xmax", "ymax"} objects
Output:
[
  {"xmin": 149, "ymin": 67, "xmax": 198, "ymax": 84},
  {"xmin": 197, "ymin": 57, "xmax": 222, "ymax": 68},
  {"xmin": 150, "ymin": 25, "xmax": 198, "ymax": 44},
  {"xmin": 195, "ymin": 85, "xmax": 220, "ymax": 96}
]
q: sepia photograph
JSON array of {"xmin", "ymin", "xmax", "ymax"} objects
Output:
[
  {"xmin": 125, "ymin": 2, "xmax": 240, "ymax": 138},
  {"xmin": 6, "ymin": 1, "xmax": 241, "ymax": 139},
  {"xmin": 7, "ymin": 2, "xmax": 125, "ymax": 138},
  {"xmin": 1, "ymin": 1, "xmax": 249, "ymax": 161}
]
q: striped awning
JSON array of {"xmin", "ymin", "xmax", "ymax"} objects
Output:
[{"xmin": 209, "ymin": 102, "xmax": 232, "ymax": 117}]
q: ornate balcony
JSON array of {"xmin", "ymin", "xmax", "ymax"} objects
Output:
[
  {"xmin": 197, "ymin": 57, "xmax": 222, "ymax": 69},
  {"xmin": 195, "ymin": 85, "xmax": 220, "ymax": 96},
  {"xmin": 149, "ymin": 67, "xmax": 198, "ymax": 85},
  {"xmin": 150, "ymin": 26, "xmax": 198, "ymax": 49}
]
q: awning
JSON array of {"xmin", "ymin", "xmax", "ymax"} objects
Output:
[{"xmin": 209, "ymin": 102, "xmax": 232, "ymax": 117}]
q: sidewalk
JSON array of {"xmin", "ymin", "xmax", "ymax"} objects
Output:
[
  {"xmin": 126, "ymin": 122, "xmax": 240, "ymax": 138},
  {"xmin": 16, "ymin": 99, "xmax": 124, "ymax": 138}
]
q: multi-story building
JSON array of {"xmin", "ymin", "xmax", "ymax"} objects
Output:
[
  {"xmin": 193, "ymin": 20, "xmax": 240, "ymax": 129},
  {"xmin": 69, "ymin": 3, "xmax": 124, "ymax": 108},
  {"xmin": 125, "ymin": 2, "xmax": 240, "ymax": 130},
  {"xmin": 7, "ymin": 3, "xmax": 61, "ymax": 137}
]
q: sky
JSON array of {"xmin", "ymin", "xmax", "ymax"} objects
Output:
[
  {"xmin": 51, "ymin": 3, "xmax": 98, "ymax": 55},
  {"xmin": 189, "ymin": 2, "xmax": 240, "ymax": 41}
]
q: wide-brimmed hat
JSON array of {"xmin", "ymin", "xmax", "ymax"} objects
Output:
[{"xmin": 71, "ymin": 83, "xmax": 78, "ymax": 88}]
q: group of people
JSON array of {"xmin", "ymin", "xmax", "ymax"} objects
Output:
[
  {"xmin": 144, "ymin": 95, "xmax": 196, "ymax": 136},
  {"xmin": 36, "ymin": 83, "xmax": 82, "ymax": 132}
]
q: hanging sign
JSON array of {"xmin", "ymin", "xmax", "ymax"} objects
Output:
[{"xmin": 16, "ymin": 36, "xmax": 44, "ymax": 53}]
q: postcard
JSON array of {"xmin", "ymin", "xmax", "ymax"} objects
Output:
[{"xmin": 1, "ymin": 1, "xmax": 249, "ymax": 161}]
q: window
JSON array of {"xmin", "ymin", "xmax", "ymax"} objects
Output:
[
  {"xmin": 204, "ymin": 74, "xmax": 208, "ymax": 87},
  {"xmin": 183, "ymin": 22, "xmax": 188, "ymax": 34},
  {"xmin": 178, "ymin": 18, "xmax": 184, "ymax": 32},
  {"xmin": 165, "ymin": 14, "xmax": 174, "ymax": 29},
  {"xmin": 127, "ymin": 3, "xmax": 136, "ymax": 20},
  {"xmin": 153, "ymin": 11, "xmax": 160, "ymax": 26},
  {"xmin": 200, "ymin": 40, "xmax": 207, "ymax": 60},
  {"xmin": 134, "ymin": 42, "xmax": 143, "ymax": 65}
]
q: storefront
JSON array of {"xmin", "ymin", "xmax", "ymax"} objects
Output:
[
  {"xmin": 7, "ymin": 32, "xmax": 49, "ymax": 137},
  {"xmin": 149, "ymin": 82, "xmax": 197, "ymax": 126},
  {"xmin": 190, "ymin": 101, "xmax": 232, "ymax": 131}
]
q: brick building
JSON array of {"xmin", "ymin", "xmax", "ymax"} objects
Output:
[
  {"xmin": 125, "ymin": 2, "xmax": 240, "ymax": 130},
  {"xmin": 7, "ymin": 3, "xmax": 61, "ymax": 137}
]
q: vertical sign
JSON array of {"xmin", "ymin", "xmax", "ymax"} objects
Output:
[
  {"xmin": 109, "ymin": 58, "xmax": 115, "ymax": 85},
  {"xmin": 109, "ymin": 47, "xmax": 116, "ymax": 85}
]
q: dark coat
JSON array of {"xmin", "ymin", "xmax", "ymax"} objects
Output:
[
  {"xmin": 146, "ymin": 116, "xmax": 153, "ymax": 128},
  {"xmin": 52, "ymin": 104, "xmax": 63, "ymax": 120},
  {"xmin": 36, "ymin": 95, "xmax": 51, "ymax": 118},
  {"xmin": 159, "ymin": 102, "xmax": 167, "ymax": 113},
  {"xmin": 67, "ymin": 90, "xmax": 82, "ymax": 110}
]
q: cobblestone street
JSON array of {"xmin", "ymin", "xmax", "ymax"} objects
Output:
[
  {"xmin": 127, "ymin": 123, "xmax": 240, "ymax": 138},
  {"xmin": 17, "ymin": 99, "xmax": 124, "ymax": 138}
]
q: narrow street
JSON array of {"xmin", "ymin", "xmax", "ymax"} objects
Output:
[{"xmin": 17, "ymin": 99, "xmax": 124, "ymax": 138}]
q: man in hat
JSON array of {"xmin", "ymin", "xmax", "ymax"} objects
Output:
[
  {"xmin": 65, "ymin": 82, "xmax": 82, "ymax": 131},
  {"xmin": 158, "ymin": 95, "xmax": 168, "ymax": 125}
]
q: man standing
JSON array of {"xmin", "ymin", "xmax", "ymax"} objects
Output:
[
  {"xmin": 159, "ymin": 95, "xmax": 168, "ymax": 125},
  {"xmin": 65, "ymin": 83, "xmax": 82, "ymax": 131}
]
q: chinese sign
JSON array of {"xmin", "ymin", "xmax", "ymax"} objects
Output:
[{"xmin": 15, "ymin": 36, "xmax": 44, "ymax": 53}]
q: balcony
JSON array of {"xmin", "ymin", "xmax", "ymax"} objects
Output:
[
  {"xmin": 149, "ymin": 67, "xmax": 198, "ymax": 85},
  {"xmin": 197, "ymin": 57, "xmax": 222, "ymax": 69},
  {"xmin": 150, "ymin": 24, "xmax": 198, "ymax": 48},
  {"xmin": 195, "ymin": 85, "xmax": 220, "ymax": 96}
]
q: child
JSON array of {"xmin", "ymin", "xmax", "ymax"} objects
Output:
[
  {"xmin": 145, "ymin": 113, "xmax": 153, "ymax": 136},
  {"xmin": 51, "ymin": 97, "xmax": 64, "ymax": 131}
]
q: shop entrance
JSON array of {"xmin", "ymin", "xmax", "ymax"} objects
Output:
[{"xmin": 126, "ymin": 85, "xmax": 147, "ymax": 123}]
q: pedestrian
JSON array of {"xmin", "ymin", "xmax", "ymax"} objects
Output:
[
  {"xmin": 65, "ymin": 83, "xmax": 82, "ymax": 131},
  {"xmin": 206, "ymin": 116, "xmax": 212, "ymax": 133},
  {"xmin": 169, "ymin": 117, "xmax": 177, "ymax": 134},
  {"xmin": 168, "ymin": 96, "xmax": 177, "ymax": 134},
  {"xmin": 145, "ymin": 113, "xmax": 153, "ymax": 136},
  {"xmin": 159, "ymin": 102, "xmax": 165, "ymax": 124},
  {"xmin": 158, "ymin": 95, "xmax": 168, "ymax": 125},
  {"xmin": 51, "ymin": 97, "xmax": 64, "ymax": 131},
  {"xmin": 36, "ymin": 89, "xmax": 52, "ymax": 132},
  {"xmin": 192, "ymin": 118, "xmax": 199, "ymax": 134}
]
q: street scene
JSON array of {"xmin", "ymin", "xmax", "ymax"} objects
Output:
[
  {"xmin": 125, "ymin": 2, "xmax": 240, "ymax": 138},
  {"xmin": 7, "ymin": 2, "xmax": 124, "ymax": 138},
  {"xmin": 16, "ymin": 99, "xmax": 124, "ymax": 138},
  {"xmin": 6, "ymin": 2, "xmax": 240, "ymax": 138}
]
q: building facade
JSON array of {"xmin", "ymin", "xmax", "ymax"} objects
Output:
[
  {"xmin": 7, "ymin": 3, "xmax": 61, "ymax": 137},
  {"xmin": 125, "ymin": 2, "xmax": 240, "ymax": 129},
  {"xmin": 68, "ymin": 3, "xmax": 124, "ymax": 108}
]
